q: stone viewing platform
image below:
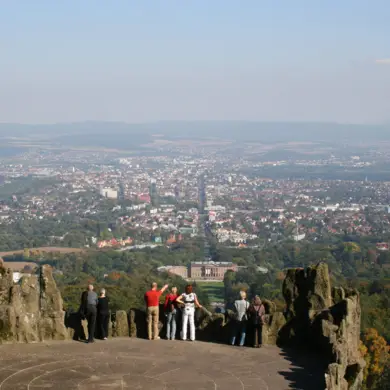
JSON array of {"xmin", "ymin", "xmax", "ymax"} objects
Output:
[
  {"xmin": 0, "ymin": 262, "xmax": 365, "ymax": 389},
  {"xmin": 0, "ymin": 337, "xmax": 325, "ymax": 389}
]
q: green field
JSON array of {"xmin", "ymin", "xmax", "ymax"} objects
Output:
[{"xmin": 197, "ymin": 281, "xmax": 225, "ymax": 302}]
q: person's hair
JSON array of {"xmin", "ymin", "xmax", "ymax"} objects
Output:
[
  {"xmin": 171, "ymin": 286, "xmax": 178, "ymax": 293},
  {"xmin": 185, "ymin": 284, "xmax": 193, "ymax": 294},
  {"xmin": 253, "ymin": 295, "xmax": 262, "ymax": 305},
  {"xmin": 239, "ymin": 290, "xmax": 247, "ymax": 299},
  {"xmin": 100, "ymin": 288, "xmax": 106, "ymax": 295},
  {"xmin": 151, "ymin": 282, "xmax": 157, "ymax": 289}
]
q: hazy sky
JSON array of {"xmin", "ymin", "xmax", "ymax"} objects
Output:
[{"xmin": 1, "ymin": 1, "xmax": 389, "ymax": 124}]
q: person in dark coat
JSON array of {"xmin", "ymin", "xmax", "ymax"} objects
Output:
[
  {"xmin": 80, "ymin": 284, "xmax": 98, "ymax": 343},
  {"xmin": 97, "ymin": 288, "xmax": 110, "ymax": 340}
]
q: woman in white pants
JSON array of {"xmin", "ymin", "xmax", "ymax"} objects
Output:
[{"xmin": 176, "ymin": 284, "xmax": 202, "ymax": 341}]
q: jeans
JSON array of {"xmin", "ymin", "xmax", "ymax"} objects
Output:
[
  {"xmin": 86, "ymin": 304, "xmax": 97, "ymax": 342},
  {"xmin": 99, "ymin": 314, "xmax": 109, "ymax": 339},
  {"xmin": 231, "ymin": 320, "xmax": 247, "ymax": 346},
  {"xmin": 147, "ymin": 306, "xmax": 159, "ymax": 340},
  {"xmin": 166, "ymin": 309, "xmax": 178, "ymax": 339},
  {"xmin": 182, "ymin": 307, "xmax": 195, "ymax": 341}
]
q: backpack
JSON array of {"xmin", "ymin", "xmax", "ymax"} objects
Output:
[
  {"xmin": 167, "ymin": 298, "xmax": 175, "ymax": 313},
  {"xmin": 252, "ymin": 305, "xmax": 264, "ymax": 325}
]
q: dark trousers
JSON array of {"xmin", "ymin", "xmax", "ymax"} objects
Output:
[
  {"xmin": 86, "ymin": 305, "xmax": 97, "ymax": 341},
  {"xmin": 99, "ymin": 314, "xmax": 109, "ymax": 339},
  {"xmin": 253, "ymin": 324, "xmax": 262, "ymax": 347}
]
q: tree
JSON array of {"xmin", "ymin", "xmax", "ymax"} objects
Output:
[{"xmin": 360, "ymin": 328, "xmax": 390, "ymax": 389}]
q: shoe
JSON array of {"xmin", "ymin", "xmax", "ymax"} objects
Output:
[
  {"xmin": 153, "ymin": 336, "xmax": 160, "ymax": 340},
  {"xmin": 182, "ymin": 339, "xmax": 187, "ymax": 341},
  {"xmin": 103, "ymin": 337, "xmax": 107, "ymax": 340},
  {"xmin": 87, "ymin": 340, "xmax": 94, "ymax": 344}
]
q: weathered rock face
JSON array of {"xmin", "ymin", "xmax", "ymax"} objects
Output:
[
  {"xmin": 0, "ymin": 264, "xmax": 68, "ymax": 343},
  {"xmin": 280, "ymin": 263, "xmax": 364, "ymax": 390},
  {"xmin": 112, "ymin": 310, "xmax": 129, "ymax": 337}
]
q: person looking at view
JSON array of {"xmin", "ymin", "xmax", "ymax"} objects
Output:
[
  {"xmin": 97, "ymin": 288, "xmax": 110, "ymax": 340},
  {"xmin": 248, "ymin": 295, "xmax": 265, "ymax": 348},
  {"xmin": 144, "ymin": 282, "xmax": 169, "ymax": 340},
  {"xmin": 164, "ymin": 286, "xmax": 179, "ymax": 340},
  {"xmin": 176, "ymin": 284, "xmax": 202, "ymax": 342},
  {"xmin": 230, "ymin": 290, "xmax": 249, "ymax": 346},
  {"xmin": 79, "ymin": 284, "xmax": 98, "ymax": 343}
]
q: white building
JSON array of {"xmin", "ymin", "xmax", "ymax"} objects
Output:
[{"xmin": 100, "ymin": 188, "xmax": 118, "ymax": 199}]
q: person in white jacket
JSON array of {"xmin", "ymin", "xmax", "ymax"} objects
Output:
[{"xmin": 176, "ymin": 284, "xmax": 202, "ymax": 341}]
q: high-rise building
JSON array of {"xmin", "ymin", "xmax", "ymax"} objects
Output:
[
  {"xmin": 149, "ymin": 179, "xmax": 158, "ymax": 206},
  {"xmin": 118, "ymin": 182, "xmax": 125, "ymax": 201}
]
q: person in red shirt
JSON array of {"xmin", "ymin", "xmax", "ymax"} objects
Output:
[
  {"xmin": 144, "ymin": 282, "xmax": 168, "ymax": 340},
  {"xmin": 164, "ymin": 286, "xmax": 179, "ymax": 340}
]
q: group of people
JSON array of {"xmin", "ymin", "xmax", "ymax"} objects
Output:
[
  {"xmin": 79, "ymin": 282, "xmax": 266, "ymax": 347},
  {"xmin": 144, "ymin": 283, "xmax": 202, "ymax": 341},
  {"xmin": 79, "ymin": 284, "xmax": 110, "ymax": 343},
  {"xmin": 230, "ymin": 291, "xmax": 266, "ymax": 348},
  {"xmin": 145, "ymin": 283, "xmax": 266, "ymax": 347}
]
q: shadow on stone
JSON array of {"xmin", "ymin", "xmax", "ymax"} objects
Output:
[
  {"xmin": 64, "ymin": 311, "xmax": 86, "ymax": 341},
  {"xmin": 129, "ymin": 308, "xmax": 148, "ymax": 339},
  {"xmin": 278, "ymin": 347, "xmax": 327, "ymax": 390}
]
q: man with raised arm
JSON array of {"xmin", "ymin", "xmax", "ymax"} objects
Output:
[{"xmin": 144, "ymin": 282, "xmax": 169, "ymax": 340}]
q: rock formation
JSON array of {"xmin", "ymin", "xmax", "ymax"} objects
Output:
[
  {"xmin": 280, "ymin": 263, "xmax": 364, "ymax": 390},
  {"xmin": 111, "ymin": 310, "xmax": 129, "ymax": 337},
  {"xmin": 0, "ymin": 263, "xmax": 68, "ymax": 343},
  {"xmin": 0, "ymin": 261, "xmax": 364, "ymax": 389}
]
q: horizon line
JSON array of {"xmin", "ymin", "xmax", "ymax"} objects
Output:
[{"xmin": 0, "ymin": 119, "xmax": 387, "ymax": 127}]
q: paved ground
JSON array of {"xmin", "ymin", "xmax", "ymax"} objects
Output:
[{"xmin": 0, "ymin": 338, "xmax": 326, "ymax": 390}]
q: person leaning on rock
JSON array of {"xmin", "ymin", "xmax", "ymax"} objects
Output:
[
  {"xmin": 80, "ymin": 284, "xmax": 98, "ymax": 343},
  {"xmin": 144, "ymin": 282, "xmax": 169, "ymax": 340}
]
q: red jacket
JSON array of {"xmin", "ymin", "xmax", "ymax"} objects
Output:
[{"xmin": 164, "ymin": 293, "xmax": 178, "ymax": 310}]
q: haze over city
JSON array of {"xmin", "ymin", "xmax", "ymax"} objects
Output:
[{"xmin": 1, "ymin": 0, "xmax": 390, "ymax": 124}]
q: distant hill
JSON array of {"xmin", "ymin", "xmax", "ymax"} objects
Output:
[{"xmin": 0, "ymin": 121, "xmax": 388, "ymax": 147}]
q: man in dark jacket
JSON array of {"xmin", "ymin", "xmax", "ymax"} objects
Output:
[{"xmin": 80, "ymin": 284, "xmax": 98, "ymax": 343}]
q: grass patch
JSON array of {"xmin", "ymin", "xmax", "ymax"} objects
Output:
[{"xmin": 197, "ymin": 281, "xmax": 225, "ymax": 302}]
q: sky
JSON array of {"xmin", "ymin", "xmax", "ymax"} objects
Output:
[{"xmin": 1, "ymin": 0, "xmax": 389, "ymax": 124}]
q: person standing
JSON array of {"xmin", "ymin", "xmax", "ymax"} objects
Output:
[
  {"xmin": 231, "ymin": 290, "xmax": 249, "ymax": 346},
  {"xmin": 80, "ymin": 284, "xmax": 98, "ymax": 343},
  {"xmin": 144, "ymin": 282, "xmax": 169, "ymax": 340},
  {"xmin": 97, "ymin": 288, "xmax": 110, "ymax": 340},
  {"xmin": 164, "ymin": 286, "xmax": 179, "ymax": 340},
  {"xmin": 248, "ymin": 296, "xmax": 265, "ymax": 348},
  {"xmin": 176, "ymin": 284, "xmax": 202, "ymax": 342}
]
